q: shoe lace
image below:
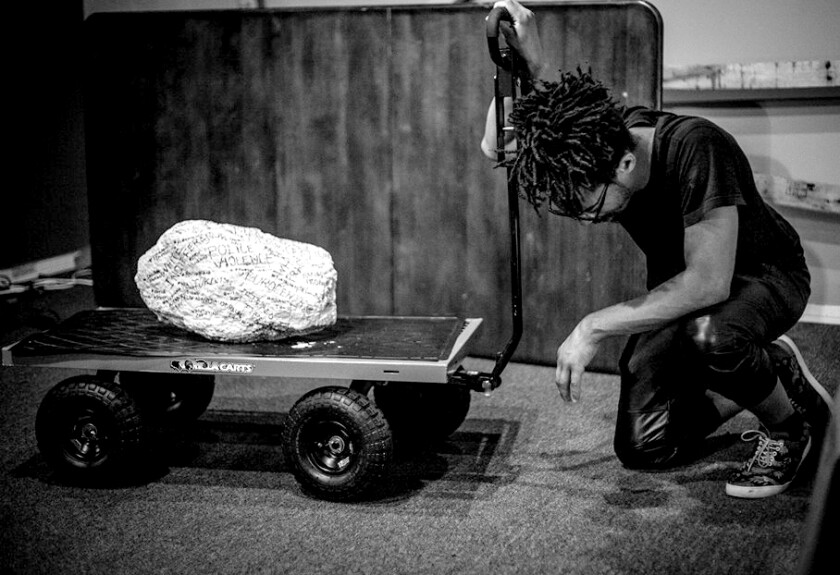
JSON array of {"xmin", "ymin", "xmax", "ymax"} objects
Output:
[{"xmin": 740, "ymin": 430, "xmax": 783, "ymax": 471}]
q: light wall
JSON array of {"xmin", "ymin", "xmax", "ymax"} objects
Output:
[{"xmin": 650, "ymin": 0, "xmax": 840, "ymax": 318}]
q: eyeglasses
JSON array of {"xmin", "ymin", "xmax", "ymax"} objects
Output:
[{"xmin": 575, "ymin": 182, "xmax": 610, "ymax": 222}]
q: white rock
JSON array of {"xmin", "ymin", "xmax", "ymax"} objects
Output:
[{"xmin": 135, "ymin": 220, "xmax": 337, "ymax": 342}]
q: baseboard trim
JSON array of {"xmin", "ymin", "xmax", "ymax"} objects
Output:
[{"xmin": 801, "ymin": 303, "xmax": 840, "ymax": 326}]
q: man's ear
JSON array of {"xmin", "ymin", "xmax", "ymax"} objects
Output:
[{"xmin": 616, "ymin": 151, "xmax": 636, "ymax": 176}]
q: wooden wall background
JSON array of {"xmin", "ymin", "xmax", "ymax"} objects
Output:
[{"xmin": 83, "ymin": 2, "xmax": 661, "ymax": 371}]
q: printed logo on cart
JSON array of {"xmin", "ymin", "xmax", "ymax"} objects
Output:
[{"xmin": 170, "ymin": 359, "xmax": 254, "ymax": 374}]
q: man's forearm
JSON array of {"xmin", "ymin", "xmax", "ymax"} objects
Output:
[
  {"xmin": 581, "ymin": 269, "xmax": 729, "ymax": 342},
  {"xmin": 482, "ymin": 97, "xmax": 518, "ymax": 160}
]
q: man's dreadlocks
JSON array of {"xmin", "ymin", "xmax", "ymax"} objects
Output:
[{"xmin": 502, "ymin": 68, "xmax": 634, "ymax": 217}]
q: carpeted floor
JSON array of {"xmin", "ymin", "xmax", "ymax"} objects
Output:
[{"xmin": 0, "ymin": 285, "xmax": 836, "ymax": 574}]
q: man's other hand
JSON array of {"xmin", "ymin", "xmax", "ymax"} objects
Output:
[{"xmin": 555, "ymin": 320, "xmax": 601, "ymax": 402}]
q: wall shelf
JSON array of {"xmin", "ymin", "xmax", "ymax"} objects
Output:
[
  {"xmin": 754, "ymin": 174, "xmax": 840, "ymax": 216},
  {"xmin": 664, "ymin": 86, "xmax": 840, "ymax": 106},
  {"xmin": 663, "ymin": 59, "xmax": 839, "ymax": 105}
]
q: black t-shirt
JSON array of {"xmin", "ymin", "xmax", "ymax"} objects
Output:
[{"xmin": 619, "ymin": 106, "xmax": 807, "ymax": 290}]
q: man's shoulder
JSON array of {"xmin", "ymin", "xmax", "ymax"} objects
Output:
[
  {"xmin": 624, "ymin": 106, "xmax": 721, "ymax": 137},
  {"xmin": 623, "ymin": 106, "xmax": 661, "ymax": 128}
]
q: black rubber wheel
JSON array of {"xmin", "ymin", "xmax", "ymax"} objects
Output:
[
  {"xmin": 373, "ymin": 382, "xmax": 471, "ymax": 444},
  {"xmin": 119, "ymin": 372, "xmax": 215, "ymax": 425},
  {"xmin": 35, "ymin": 376, "xmax": 146, "ymax": 481},
  {"xmin": 284, "ymin": 387, "xmax": 393, "ymax": 501}
]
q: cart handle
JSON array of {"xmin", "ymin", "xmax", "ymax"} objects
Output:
[
  {"xmin": 477, "ymin": 4, "xmax": 525, "ymax": 393},
  {"xmin": 486, "ymin": 5, "xmax": 533, "ymax": 94},
  {"xmin": 486, "ymin": 5, "xmax": 515, "ymax": 70}
]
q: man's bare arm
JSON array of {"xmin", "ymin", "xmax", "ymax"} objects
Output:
[
  {"xmin": 481, "ymin": 97, "xmax": 516, "ymax": 160},
  {"xmin": 556, "ymin": 205, "xmax": 739, "ymax": 401},
  {"xmin": 587, "ymin": 205, "xmax": 737, "ymax": 337},
  {"xmin": 480, "ymin": 0, "xmax": 547, "ymax": 160}
]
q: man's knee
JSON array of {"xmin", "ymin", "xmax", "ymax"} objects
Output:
[
  {"xmin": 684, "ymin": 314, "xmax": 722, "ymax": 355},
  {"xmin": 614, "ymin": 410, "xmax": 685, "ymax": 470},
  {"xmin": 682, "ymin": 313, "xmax": 780, "ymax": 409},
  {"xmin": 614, "ymin": 436, "xmax": 684, "ymax": 470},
  {"xmin": 682, "ymin": 314, "xmax": 749, "ymax": 372}
]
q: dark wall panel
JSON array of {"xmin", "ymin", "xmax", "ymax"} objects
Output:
[
  {"xmin": 269, "ymin": 11, "xmax": 394, "ymax": 316},
  {"xmin": 83, "ymin": 3, "xmax": 661, "ymax": 370},
  {"xmin": 3, "ymin": 1, "xmax": 88, "ymax": 270}
]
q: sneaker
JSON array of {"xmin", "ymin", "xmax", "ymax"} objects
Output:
[
  {"xmin": 770, "ymin": 335, "xmax": 833, "ymax": 436},
  {"xmin": 725, "ymin": 427, "xmax": 811, "ymax": 498}
]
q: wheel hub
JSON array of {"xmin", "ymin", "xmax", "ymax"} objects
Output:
[
  {"xmin": 326, "ymin": 435, "xmax": 346, "ymax": 454},
  {"xmin": 67, "ymin": 414, "xmax": 106, "ymax": 462},
  {"xmin": 305, "ymin": 422, "xmax": 355, "ymax": 475}
]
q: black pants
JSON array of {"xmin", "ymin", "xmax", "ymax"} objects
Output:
[{"xmin": 614, "ymin": 264, "xmax": 811, "ymax": 469}]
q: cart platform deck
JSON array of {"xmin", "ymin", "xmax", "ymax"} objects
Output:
[{"xmin": 2, "ymin": 308, "xmax": 482, "ymax": 383}]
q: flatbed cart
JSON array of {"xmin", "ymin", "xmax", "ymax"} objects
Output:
[{"xmin": 1, "ymin": 5, "xmax": 528, "ymax": 501}]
